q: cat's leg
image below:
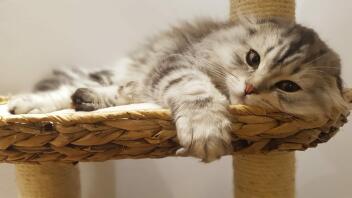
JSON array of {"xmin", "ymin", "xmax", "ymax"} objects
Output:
[
  {"xmin": 8, "ymin": 68, "xmax": 84, "ymax": 114},
  {"xmin": 71, "ymin": 81, "xmax": 139, "ymax": 111},
  {"xmin": 8, "ymin": 85, "xmax": 75, "ymax": 114},
  {"xmin": 151, "ymin": 64, "xmax": 233, "ymax": 162}
]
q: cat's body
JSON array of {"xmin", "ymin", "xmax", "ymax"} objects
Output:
[{"xmin": 8, "ymin": 18, "xmax": 347, "ymax": 162}]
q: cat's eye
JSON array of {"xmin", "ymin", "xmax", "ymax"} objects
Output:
[
  {"xmin": 275, "ymin": 80, "xmax": 301, "ymax": 92},
  {"xmin": 246, "ymin": 49, "xmax": 261, "ymax": 68}
]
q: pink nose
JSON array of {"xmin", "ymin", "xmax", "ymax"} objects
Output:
[{"xmin": 244, "ymin": 83, "xmax": 256, "ymax": 95}]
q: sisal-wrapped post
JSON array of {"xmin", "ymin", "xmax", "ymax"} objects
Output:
[
  {"xmin": 230, "ymin": 0, "xmax": 295, "ymax": 22},
  {"xmin": 230, "ymin": 0, "xmax": 296, "ymax": 198},
  {"xmin": 234, "ymin": 153, "xmax": 295, "ymax": 198},
  {"xmin": 15, "ymin": 163, "xmax": 81, "ymax": 198}
]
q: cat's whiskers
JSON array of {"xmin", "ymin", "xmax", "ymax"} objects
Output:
[{"xmin": 262, "ymin": 98, "xmax": 278, "ymax": 110}]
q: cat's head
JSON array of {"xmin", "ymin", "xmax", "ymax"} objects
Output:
[{"xmin": 222, "ymin": 19, "xmax": 347, "ymax": 120}]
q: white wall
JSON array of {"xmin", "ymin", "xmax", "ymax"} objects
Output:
[{"xmin": 0, "ymin": 0, "xmax": 351, "ymax": 197}]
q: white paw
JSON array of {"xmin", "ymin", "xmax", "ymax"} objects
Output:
[
  {"xmin": 175, "ymin": 109, "xmax": 233, "ymax": 162},
  {"xmin": 8, "ymin": 94, "xmax": 55, "ymax": 114}
]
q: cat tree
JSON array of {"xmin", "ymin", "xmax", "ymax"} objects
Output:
[{"xmin": 0, "ymin": 0, "xmax": 351, "ymax": 197}]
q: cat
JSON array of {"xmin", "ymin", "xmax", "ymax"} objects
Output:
[{"xmin": 8, "ymin": 17, "xmax": 348, "ymax": 162}]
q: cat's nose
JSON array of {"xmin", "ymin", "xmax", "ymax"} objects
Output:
[{"xmin": 244, "ymin": 83, "xmax": 256, "ymax": 95}]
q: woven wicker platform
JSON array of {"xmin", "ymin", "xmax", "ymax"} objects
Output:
[{"xmin": 0, "ymin": 90, "xmax": 351, "ymax": 164}]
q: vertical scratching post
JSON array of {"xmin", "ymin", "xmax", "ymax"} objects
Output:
[
  {"xmin": 230, "ymin": 0, "xmax": 295, "ymax": 22},
  {"xmin": 234, "ymin": 153, "xmax": 295, "ymax": 198},
  {"xmin": 230, "ymin": 0, "xmax": 296, "ymax": 197},
  {"xmin": 15, "ymin": 163, "xmax": 81, "ymax": 198}
]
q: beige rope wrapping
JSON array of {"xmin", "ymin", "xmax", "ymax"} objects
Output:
[
  {"xmin": 234, "ymin": 153, "xmax": 295, "ymax": 198},
  {"xmin": 16, "ymin": 163, "xmax": 81, "ymax": 198},
  {"xmin": 230, "ymin": 0, "xmax": 296, "ymax": 22}
]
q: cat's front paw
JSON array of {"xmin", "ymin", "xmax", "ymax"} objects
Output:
[
  {"xmin": 175, "ymin": 110, "xmax": 233, "ymax": 162},
  {"xmin": 71, "ymin": 88, "xmax": 101, "ymax": 111}
]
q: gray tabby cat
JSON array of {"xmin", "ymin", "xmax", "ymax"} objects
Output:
[{"xmin": 8, "ymin": 18, "xmax": 347, "ymax": 162}]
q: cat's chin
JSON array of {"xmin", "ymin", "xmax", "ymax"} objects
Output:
[{"xmin": 239, "ymin": 96, "xmax": 280, "ymax": 112}]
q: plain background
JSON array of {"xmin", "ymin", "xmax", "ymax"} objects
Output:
[{"xmin": 0, "ymin": 0, "xmax": 351, "ymax": 197}]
